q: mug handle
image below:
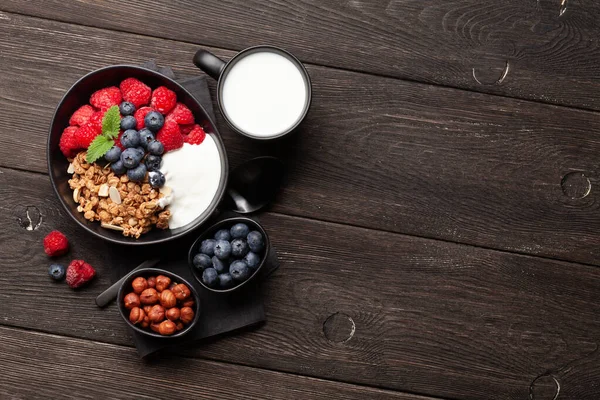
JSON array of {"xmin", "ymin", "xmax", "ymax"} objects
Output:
[{"xmin": 193, "ymin": 49, "xmax": 226, "ymax": 80}]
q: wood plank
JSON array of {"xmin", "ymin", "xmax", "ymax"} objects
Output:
[
  {"xmin": 0, "ymin": 326, "xmax": 428, "ymax": 400},
  {"xmin": 1, "ymin": 166, "xmax": 599, "ymax": 400},
  {"xmin": 2, "ymin": 0, "xmax": 600, "ymax": 110},
  {"xmin": 2, "ymin": 13, "xmax": 600, "ymax": 265}
]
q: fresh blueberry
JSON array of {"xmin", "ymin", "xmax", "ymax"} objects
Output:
[
  {"xmin": 231, "ymin": 238, "xmax": 249, "ymax": 258},
  {"xmin": 200, "ymin": 239, "xmax": 216, "ymax": 256},
  {"xmin": 202, "ymin": 268, "xmax": 219, "ymax": 287},
  {"xmin": 229, "ymin": 260, "xmax": 250, "ymax": 281},
  {"xmin": 127, "ymin": 163, "xmax": 147, "ymax": 182},
  {"xmin": 48, "ymin": 264, "xmax": 66, "ymax": 281},
  {"xmin": 213, "ymin": 240, "xmax": 232, "ymax": 260},
  {"xmin": 144, "ymin": 111, "xmax": 164, "ymax": 132},
  {"xmin": 244, "ymin": 251, "xmax": 261, "ymax": 269},
  {"xmin": 230, "ymin": 223, "xmax": 250, "ymax": 239},
  {"xmin": 145, "ymin": 154, "xmax": 162, "ymax": 171},
  {"xmin": 111, "ymin": 159, "xmax": 126, "ymax": 175},
  {"xmin": 138, "ymin": 128, "xmax": 155, "ymax": 149},
  {"xmin": 218, "ymin": 273, "xmax": 234, "ymax": 289},
  {"xmin": 120, "ymin": 115, "xmax": 137, "ymax": 130},
  {"xmin": 147, "ymin": 140, "xmax": 164, "ymax": 156},
  {"xmin": 212, "ymin": 256, "xmax": 228, "ymax": 274},
  {"xmin": 247, "ymin": 231, "xmax": 264, "ymax": 253},
  {"xmin": 121, "ymin": 148, "xmax": 141, "ymax": 169},
  {"xmin": 148, "ymin": 170, "xmax": 165, "ymax": 188},
  {"xmin": 120, "ymin": 129, "xmax": 140, "ymax": 148},
  {"xmin": 104, "ymin": 146, "xmax": 122, "ymax": 163},
  {"xmin": 214, "ymin": 229, "xmax": 231, "ymax": 241},
  {"xmin": 134, "ymin": 147, "xmax": 146, "ymax": 158},
  {"xmin": 119, "ymin": 101, "xmax": 136, "ymax": 116},
  {"xmin": 193, "ymin": 253, "xmax": 212, "ymax": 271}
]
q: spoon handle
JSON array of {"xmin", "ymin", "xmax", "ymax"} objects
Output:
[{"xmin": 95, "ymin": 258, "xmax": 160, "ymax": 308}]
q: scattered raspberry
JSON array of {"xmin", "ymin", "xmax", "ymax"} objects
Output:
[
  {"xmin": 184, "ymin": 124, "xmax": 206, "ymax": 145},
  {"xmin": 150, "ymin": 86, "xmax": 177, "ymax": 114},
  {"xmin": 66, "ymin": 260, "xmax": 96, "ymax": 289},
  {"xmin": 180, "ymin": 124, "xmax": 195, "ymax": 135},
  {"xmin": 134, "ymin": 106, "xmax": 154, "ymax": 130},
  {"xmin": 75, "ymin": 124, "xmax": 100, "ymax": 148},
  {"xmin": 59, "ymin": 126, "xmax": 81, "ymax": 158},
  {"xmin": 43, "ymin": 231, "xmax": 69, "ymax": 257},
  {"xmin": 156, "ymin": 120, "xmax": 184, "ymax": 152},
  {"xmin": 90, "ymin": 86, "xmax": 122, "ymax": 111},
  {"xmin": 88, "ymin": 111, "xmax": 104, "ymax": 134},
  {"xmin": 165, "ymin": 103, "xmax": 194, "ymax": 125},
  {"xmin": 69, "ymin": 105, "xmax": 95, "ymax": 127},
  {"xmin": 120, "ymin": 78, "xmax": 151, "ymax": 108}
]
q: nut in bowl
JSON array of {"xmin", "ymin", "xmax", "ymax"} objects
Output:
[
  {"xmin": 118, "ymin": 268, "xmax": 200, "ymax": 338},
  {"xmin": 189, "ymin": 217, "xmax": 270, "ymax": 293}
]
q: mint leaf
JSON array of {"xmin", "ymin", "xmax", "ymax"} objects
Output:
[
  {"xmin": 102, "ymin": 105, "xmax": 121, "ymax": 139},
  {"xmin": 86, "ymin": 135, "xmax": 114, "ymax": 164}
]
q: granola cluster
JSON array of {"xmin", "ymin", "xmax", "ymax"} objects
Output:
[{"xmin": 68, "ymin": 152, "xmax": 170, "ymax": 238}]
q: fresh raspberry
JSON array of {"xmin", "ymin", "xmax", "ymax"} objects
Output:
[
  {"xmin": 180, "ymin": 123, "xmax": 195, "ymax": 135},
  {"xmin": 134, "ymin": 106, "xmax": 154, "ymax": 130},
  {"xmin": 43, "ymin": 231, "xmax": 69, "ymax": 257},
  {"xmin": 59, "ymin": 126, "xmax": 81, "ymax": 158},
  {"xmin": 120, "ymin": 78, "xmax": 151, "ymax": 108},
  {"xmin": 75, "ymin": 124, "xmax": 100, "ymax": 148},
  {"xmin": 165, "ymin": 102, "xmax": 194, "ymax": 125},
  {"xmin": 150, "ymin": 86, "xmax": 177, "ymax": 114},
  {"xmin": 184, "ymin": 124, "xmax": 206, "ymax": 145},
  {"xmin": 88, "ymin": 111, "xmax": 104, "ymax": 134},
  {"xmin": 90, "ymin": 86, "xmax": 122, "ymax": 111},
  {"xmin": 69, "ymin": 105, "xmax": 95, "ymax": 127},
  {"xmin": 156, "ymin": 120, "xmax": 184, "ymax": 152},
  {"xmin": 66, "ymin": 260, "xmax": 96, "ymax": 289}
]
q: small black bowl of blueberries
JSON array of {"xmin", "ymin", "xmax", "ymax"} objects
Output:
[{"xmin": 188, "ymin": 217, "xmax": 269, "ymax": 292}]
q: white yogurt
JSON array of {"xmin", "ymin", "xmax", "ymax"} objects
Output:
[
  {"xmin": 159, "ymin": 137, "xmax": 222, "ymax": 229},
  {"xmin": 222, "ymin": 51, "xmax": 308, "ymax": 138}
]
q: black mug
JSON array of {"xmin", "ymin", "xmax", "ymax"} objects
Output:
[{"xmin": 194, "ymin": 45, "xmax": 312, "ymax": 140}]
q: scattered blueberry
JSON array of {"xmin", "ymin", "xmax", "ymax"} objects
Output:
[
  {"xmin": 148, "ymin": 170, "xmax": 165, "ymax": 188},
  {"xmin": 212, "ymin": 256, "xmax": 228, "ymax": 274},
  {"xmin": 121, "ymin": 148, "xmax": 141, "ymax": 169},
  {"xmin": 229, "ymin": 260, "xmax": 250, "ymax": 281},
  {"xmin": 247, "ymin": 231, "xmax": 264, "ymax": 253},
  {"xmin": 138, "ymin": 128, "xmax": 155, "ymax": 149},
  {"xmin": 193, "ymin": 253, "xmax": 212, "ymax": 271},
  {"xmin": 120, "ymin": 129, "xmax": 140, "ymax": 148},
  {"xmin": 218, "ymin": 273, "xmax": 234, "ymax": 289},
  {"xmin": 134, "ymin": 147, "xmax": 146, "ymax": 159},
  {"xmin": 104, "ymin": 146, "xmax": 122, "ymax": 163},
  {"xmin": 120, "ymin": 115, "xmax": 137, "ymax": 130},
  {"xmin": 147, "ymin": 140, "xmax": 164, "ymax": 156},
  {"xmin": 231, "ymin": 238, "xmax": 249, "ymax": 258},
  {"xmin": 145, "ymin": 154, "xmax": 162, "ymax": 171},
  {"xmin": 230, "ymin": 223, "xmax": 250, "ymax": 239},
  {"xmin": 144, "ymin": 111, "xmax": 164, "ymax": 132},
  {"xmin": 244, "ymin": 251, "xmax": 261, "ymax": 269},
  {"xmin": 48, "ymin": 264, "xmax": 66, "ymax": 281},
  {"xmin": 111, "ymin": 159, "xmax": 127, "ymax": 175},
  {"xmin": 127, "ymin": 163, "xmax": 147, "ymax": 182},
  {"xmin": 213, "ymin": 240, "xmax": 232, "ymax": 260},
  {"xmin": 200, "ymin": 239, "xmax": 216, "ymax": 256},
  {"xmin": 214, "ymin": 229, "xmax": 231, "ymax": 241},
  {"xmin": 202, "ymin": 268, "xmax": 219, "ymax": 287},
  {"xmin": 119, "ymin": 101, "xmax": 136, "ymax": 116}
]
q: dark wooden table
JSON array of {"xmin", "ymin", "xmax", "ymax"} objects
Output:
[{"xmin": 1, "ymin": 1, "xmax": 600, "ymax": 399}]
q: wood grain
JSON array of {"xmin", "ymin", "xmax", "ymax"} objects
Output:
[
  {"xmin": 2, "ymin": 13, "xmax": 600, "ymax": 266},
  {"xmin": 2, "ymin": 0, "xmax": 600, "ymax": 111},
  {"xmin": 1, "ymin": 166, "xmax": 599, "ymax": 400}
]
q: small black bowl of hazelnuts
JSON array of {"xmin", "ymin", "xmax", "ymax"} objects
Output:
[{"xmin": 117, "ymin": 268, "xmax": 201, "ymax": 338}]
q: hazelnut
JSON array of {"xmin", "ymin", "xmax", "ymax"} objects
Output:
[
  {"xmin": 147, "ymin": 276, "xmax": 156, "ymax": 288},
  {"xmin": 180, "ymin": 306, "xmax": 195, "ymax": 324},
  {"xmin": 182, "ymin": 299, "xmax": 195, "ymax": 308},
  {"xmin": 166, "ymin": 307, "xmax": 180, "ymax": 321},
  {"xmin": 129, "ymin": 307, "xmax": 145, "ymax": 325},
  {"xmin": 150, "ymin": 323, "xmax": 161, "ymax": 333},
  {"xmin": 141, "ymin": 316, "xmax": 150, "ymax": 328},
  {"xmin": 158, "ymin": 320, "xmax": 177, "ymax": 336},
  {"xmin": 143, "ymin": 305, "xmax": 153, "ymax": 315},
  {"xmin": 148, "ymin": 304, "xmax": 165, "ymax": 323},
  {"xmin": 140, "ymin": 288, "xmax": 159, "ymax": 305},
  {"xmin": 131, "ymin": 277, "xmax": 148, "ymax": 294},
  {"xmin": 123, "ymin": 292, "xmax": 140, "ymax": 310},
  {"xmin": 159, "ymin": 290, "xmax": 177, "ymax": 308},
  {"xmin": 175, "ymin": 321, "xmax": 184, "ymax": 331},
  {"xmin": 173, "ymin": 284, "xmax": 191, "ymax": 301},
  {"xmin": 155, "ymin": 275, "xmax": 171, "ymax": 292}
]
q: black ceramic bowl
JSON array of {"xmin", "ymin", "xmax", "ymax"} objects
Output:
[
  {"xmin": 188, "ymin": 217, "xmax": 270, "ymax": 293},
  {"xmin": 47, "ymin": 65, "xmax": 229, "ymax": 245},
  {"xmin": 117, "ymin": 267, "xmax": 201, "ymax": 338}
]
